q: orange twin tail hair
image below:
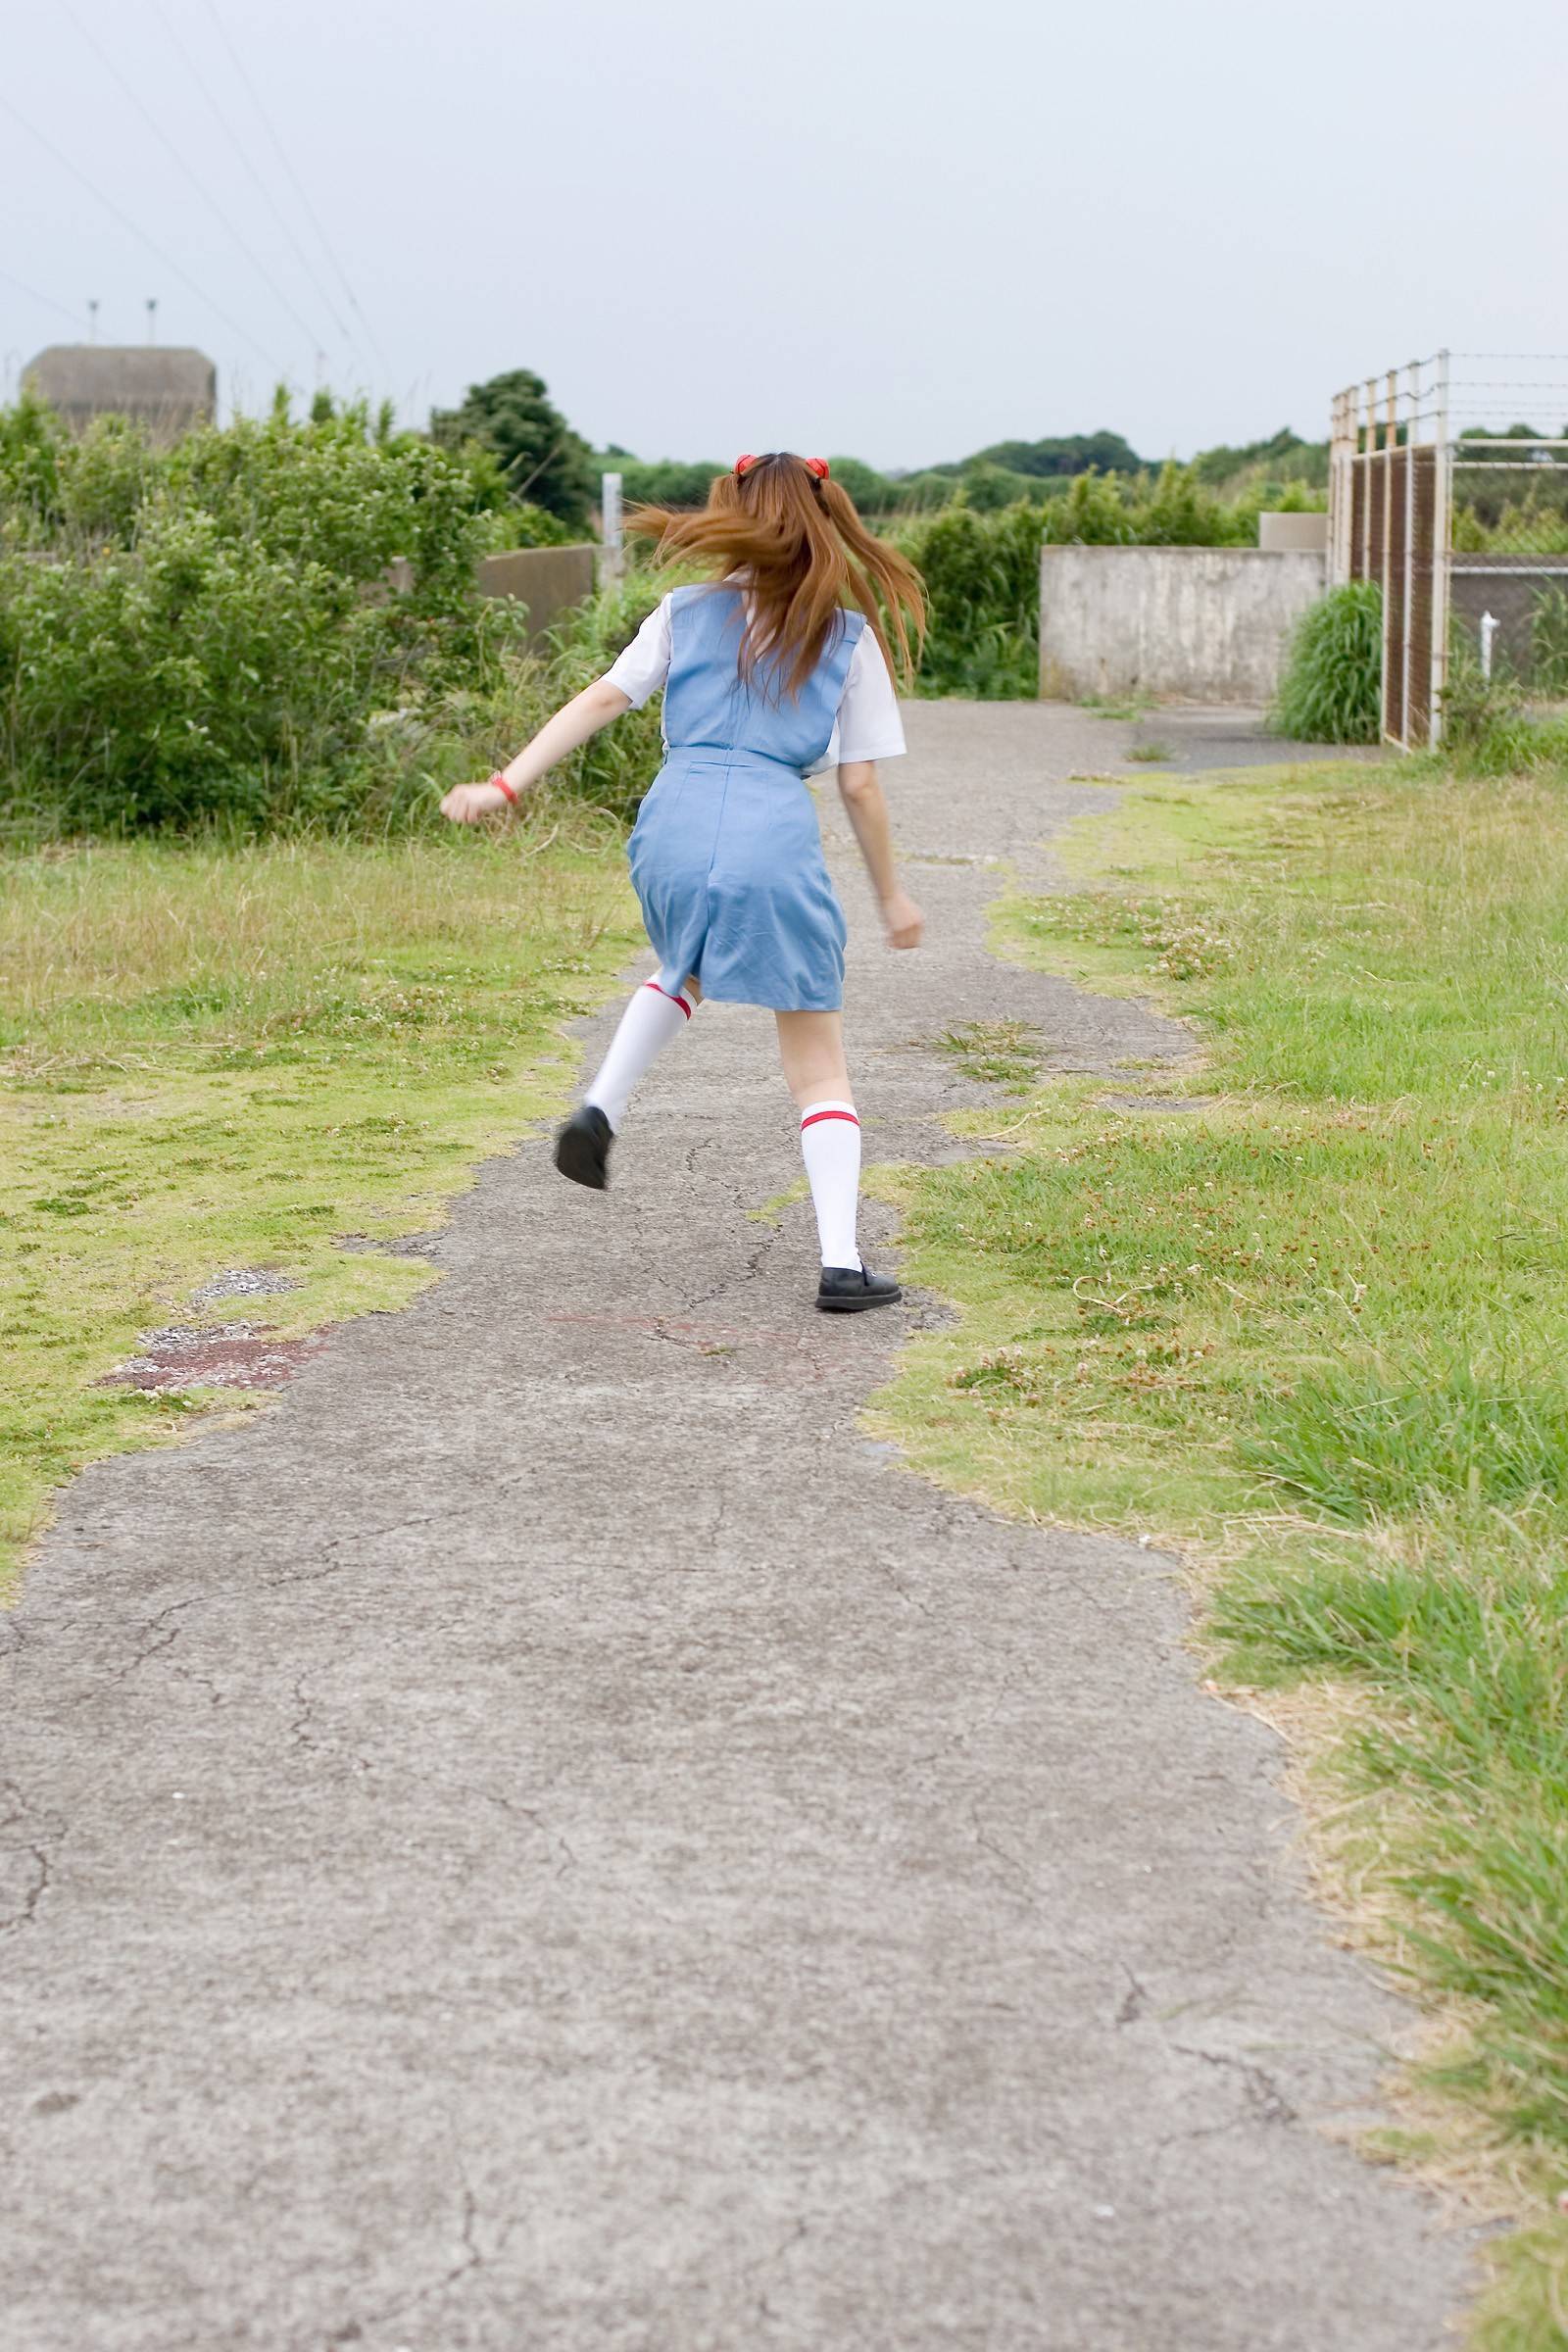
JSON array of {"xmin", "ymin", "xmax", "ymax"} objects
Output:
[{"xmin": 625, "ymin": 453, "xmax": 926, "ymax": 701}]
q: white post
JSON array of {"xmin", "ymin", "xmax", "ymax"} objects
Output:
[
  {"xmin": 1480, "ymin": 611, "xmax": 1498, "ymax": 681},
  {"xmin": 601, "ymin": 469, "xmax": 624, "ymax": 587},
  {"xmin": 1430, "ymin": 348, "xmax": 1451, "ymax": 748}
]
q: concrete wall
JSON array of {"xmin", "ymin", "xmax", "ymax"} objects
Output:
[
  {"xmin": 476, "ymin": 544, "xmax": 597, "ymax": 639},
  {"xmin": 386, "ymin": 543, "xmax": 599, "ymax": 642},
  {"xmin": 24, "ymin": 346, "xmax": 216, "ymax": 442},
  {"xmin": 1257, "ymin": 512, "xmax": 1328, "ymax": 553},
  {"xmin": 1039, "ymin": 546, "xmax": 1326, "ymax": 704}
]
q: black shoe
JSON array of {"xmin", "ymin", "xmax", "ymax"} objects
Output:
[
  {"xmin": 554, "ymin": 1104, "xmax": 612, "ymax": 1191},
  {"xmin": 815, "ymin": 1263, "xmax": 902, "ymax": 1314}
]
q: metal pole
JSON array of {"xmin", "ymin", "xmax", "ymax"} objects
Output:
[
  {"xmin": 1330, "ymin": 389, "xmax": 1352, "ymax": 586},
  {"xmin": 1342, "ymin": 388, "xmax": 1351, "ymax": 584},
  {"xmin": 1362, "ymin": 376, "xmax": 1377, "ymax": 578},
  {"xmin": 1381, "ymin": 369, "xmax": 1397, "ymax": 742},
  {"xmin": 1430, "ymin": 348, "xmax": 1451, "ymax": 748},
  {"xmin": 1401, "ymin": 357, "xmax": 1418, "ymax": 748}
]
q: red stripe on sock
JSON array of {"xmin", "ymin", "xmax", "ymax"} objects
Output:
[
  {"xmin": 800, "ymin": 1108, "xmax": 859, "ymax": 1131},
  {"xmin": 644, "ymin": 981, "xmax": 693, "ymax": 1019}
]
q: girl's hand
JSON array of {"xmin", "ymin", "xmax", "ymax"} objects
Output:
[
  {"xmin": 880, "ymin": 888, "xmax": 924, "ymax": 951},
  {"xmin": 440, "ymin": 780, "xmax": 511, "ymax": 825}
]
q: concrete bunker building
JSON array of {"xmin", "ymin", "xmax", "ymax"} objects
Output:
[{"xmin": 22, "ymin": 346, "xmax": 217, "ymax": 441}]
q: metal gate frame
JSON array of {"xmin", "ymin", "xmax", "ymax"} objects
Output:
[
  {"xmin": 1330, "ymin": 352, "xmax": 1568, "ymax": 749},
  {"xmin": 1328, "ymin": 352, "xmax": 1449, "ymax": 750}
]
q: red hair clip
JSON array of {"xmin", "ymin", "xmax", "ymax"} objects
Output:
[{"xmin": 733, "ymin": 454, "xmax": 830, "ymax": 480}]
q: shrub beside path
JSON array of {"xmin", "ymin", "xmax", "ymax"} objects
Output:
[{"xmin": 1, "ymin": 704, "xmax": 1474, "ymax": 2350}]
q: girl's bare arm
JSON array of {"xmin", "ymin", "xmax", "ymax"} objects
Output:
[
  {"xmin": 837, "ymin": 761, "xmax": 923, "ymax": 949},
  {"xmin": 440, "ymin": 678, "xmax": 631, "ymax": 823}
]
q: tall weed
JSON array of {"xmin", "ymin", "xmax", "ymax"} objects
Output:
[{"xmin": 1273, "ymin": 581, "xmax": 1383, "ymax": 743}]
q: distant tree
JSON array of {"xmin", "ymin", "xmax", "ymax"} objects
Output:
[
  {"xmin": 430, "ymin": 369, "xmax": 596, "ymax": 528},
  {"xmin": 887, "ymin": 469, "xmax": 962, "ymax": 513},
  {"xmin": 956, "ymin": 462, "xmax": 1028, "ymax": 512},
  {"xmin": 605, "ymin": 453, "xmax": 902, "ymax": 512},
  {"xmin": 823, "ymin": 456, "xmax": 896, "ymax": 511},
  {"xmin": 1189, "ymin": 427, "xmax": 1326, "ymax": 491},
  {"xmin": 611, "ymin": 457, "xmax": 724, "ymax": 509},
  {"xmin": 961, "ymin": 430, "xmax": 1145, "ymax": 479}
]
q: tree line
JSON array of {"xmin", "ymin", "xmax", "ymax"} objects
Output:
[{"xmin": 430, "ymin": 370, "xmax": 1329, "ymax": 529}]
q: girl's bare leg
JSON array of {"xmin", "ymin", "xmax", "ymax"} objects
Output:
[{"xmin": 774, "ymin": 1008, "xmax": 851, "ymax": 1110}]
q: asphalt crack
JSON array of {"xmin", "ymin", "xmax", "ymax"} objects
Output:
[{"xmin": 0, "ymin": 1843, "xmax": 51, "ymax": 1936}]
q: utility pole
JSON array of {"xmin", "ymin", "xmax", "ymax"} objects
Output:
[
  {"xmin": 87, "ymin": 298, "xmax": 99, "ymax": 344},
  {"xmin": 146, "ymin": 297, "xmax": 158, "ymax": 345}
]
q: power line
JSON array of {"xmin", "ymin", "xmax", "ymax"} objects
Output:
[
  {"xmin": 0, "ymin": 269, "xmax": 88, "ymax": 332},
  {"xmin": 146, "ymin": 0, "xmax": 361, "ymax": 367},
  {"xmin": 0, "ymin": 87, "xmax": 286, "ymax": 374},
  {"xmin": 60, "ymin": 0, "xmax": 334, "ymax": 367},
  {"xmin": 199, "ymin": 0, "xmax": 395, "ymax": 391}
]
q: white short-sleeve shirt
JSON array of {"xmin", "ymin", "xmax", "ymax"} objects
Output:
[{"xmin": 605, "ymin": 590, "xmax": 906, "ymax": 772}]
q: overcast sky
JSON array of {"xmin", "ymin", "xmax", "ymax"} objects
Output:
[{"xmin": 5, "ymin": 0, "xmax": 1565, "ymax": 469}]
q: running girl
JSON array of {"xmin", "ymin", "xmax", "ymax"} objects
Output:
[{"xmin": 440, "ymin": 452, "xmax": 926, "ymax": 1314}]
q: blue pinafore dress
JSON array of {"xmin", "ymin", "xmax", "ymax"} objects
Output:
[{"xmin": 627, "ymin": 584, "xmax": 865, "ymax": 1011}]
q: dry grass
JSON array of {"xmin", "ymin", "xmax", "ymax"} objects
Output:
[{"xmin": 0, "ymin": 816, "xmax": 639, "ymax": 1593}]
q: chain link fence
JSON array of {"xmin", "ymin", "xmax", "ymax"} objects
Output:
[{"xmin": 1329, "ymin": 353, "xmax": 1568, "ymax": 746}]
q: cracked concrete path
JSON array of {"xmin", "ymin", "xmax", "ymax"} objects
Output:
[{"xmin": 2, "ymin": 703, "xmax": 1472, "ymax": 2350}]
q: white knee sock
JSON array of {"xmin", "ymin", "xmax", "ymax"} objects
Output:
[
  {"xmin": 584, "ymin": 980, "xmax": 694, "ymax": 1130},
  {"xmin": 799, "ymin": 1101, "xmax": 862, "ymax": 1270}
]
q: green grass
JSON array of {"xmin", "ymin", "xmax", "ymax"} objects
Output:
[
  {"xmin": 0, "ymin": 820, "xmax": 639, "ymax": 1594},
  {"xmin": 871, "ymin": 759, "xmax": 1568, "ymax": 2343},
  {"xmin": 1078, "ymin": 690, "xmax": 1154, "ymax": 720}
]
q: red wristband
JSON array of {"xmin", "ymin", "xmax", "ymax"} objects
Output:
[{"xmin": 490, "ymin": 770, "xmax": 518, "ymax": 807}]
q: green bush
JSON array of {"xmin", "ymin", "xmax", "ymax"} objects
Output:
[
  {"xmin": 1272, "ymin": 581, "xmax": 1384, "ymax": 743},
  {"xmin": 886, "ymin": 465, "xmax": 1327, "ymax": 701},
  {"xmin": 337, "ymin": 568, "xmax": 671, "ymax": 836},
  {"xmin": 891, "ymin": 500, "xmax": 1044, "ymax": 698},
  {"xmin": 0, "ymin": 394, "xmax": 576, "ymax": 835},
  {"xmin": 1440, "ymin": 637, "xmax": 1568, "ymax": 777},
  {"xmin": 1038, "ymin": 460, "xmax": 1309, "ymax": 551}
]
